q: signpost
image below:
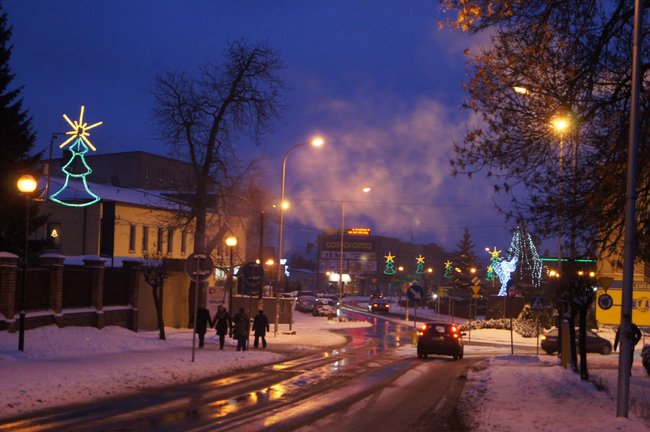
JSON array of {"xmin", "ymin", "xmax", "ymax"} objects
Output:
[
  {"xmin": 184, "ymin": 253, "xmax": 213, "ymax": 363},
  {"xmin": 407, "ymin": 283, "xmax": 424, "ymax": 345},
  {"xmin": 531, "ymin": 296, "xmax": 545, "ymax": 355}
]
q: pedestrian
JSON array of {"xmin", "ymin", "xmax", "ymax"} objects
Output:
[
  {"xmin": 213, "ymin": 305, "xmax": 232, "ymax": 350},
  {"xmin": 232, "ymin": 307, "xmax": 250, "ymax": 351},
  {"xmin": 195, "ymin": 306, "xmax": 214, "ymax": 349},
  {"xmin": 253, "ymin": 309, "xmax": 270, "ymax": 349},
  {"xmin": 614, "ymin": 322, "xmax": 643, "ymax": 376}
]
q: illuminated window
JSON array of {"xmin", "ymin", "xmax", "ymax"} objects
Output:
[
  {"xmin": 181, "ymin": 231, "xmax": 187, "ymax": 255},
  {"xmin": 142, "ymin": 226, "xmax": 149, "ymax": 252},
  {"xmin": 157, "ymin": 227, "xmax": 164, "ymax": 254},
  {"xmin": 129, "ymin": 225, "xmax": 136, "ymax": 252},
  {"xmin": 167, "ymin": 228, "xmax": 174, "ymax": 255}
]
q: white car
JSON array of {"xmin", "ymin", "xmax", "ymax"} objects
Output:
[{"xmin": 312, "ymin": 298, "xmax": 337, "ymax": 316}]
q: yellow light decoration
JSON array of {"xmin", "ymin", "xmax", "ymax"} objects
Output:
[{"xmin": 60, "ymin": 105, "xmax": 103, "ymax": 151}]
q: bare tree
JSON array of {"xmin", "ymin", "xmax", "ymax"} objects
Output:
[
  {"xmin": 141, "ymin": 254, "xmax": 171, "ymax": 340},
  {"xmin": 152, "ymin": 40, "xmax": 284, "ymax": 257}
]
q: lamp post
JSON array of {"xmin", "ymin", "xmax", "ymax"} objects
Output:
[
  {"xmin": 550, "ymin": 114, "xmax": 571, "ymax": 273},
  {"xmin": 277, "ymin": 137, "xmax": 324, "ymax": 284},
  {"xmin": 16, "ymin": 174, "xmax": 37, "ymax": 351},
  {"xmin": 226, "ymin": 236, "xmax": 237, "ymax": 314}
]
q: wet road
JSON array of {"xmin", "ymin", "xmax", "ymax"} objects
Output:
[{"xmin": 1, "ymin": 310, "xmax": 478, "ymax": 432}]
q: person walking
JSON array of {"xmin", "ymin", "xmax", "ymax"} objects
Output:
[
  {"xmin": 232, "ymin": 308, "xmax": 250, "ymax": 351},
  {"xmin": 213, "ymin": 305, "xmax": 232, "ymax": 350},
  {"xmin": 253, "ymin": 310, "xmax": 270, "ymax": 349},
  {"xmin": 614, "ymin": 322, "xmax": 643, "ymax": 376},
  {"xmin": 195, "ymin": 306, "xmax": 214, "ymax": 349}
]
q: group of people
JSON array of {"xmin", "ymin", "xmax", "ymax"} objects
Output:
[{"xmin": 195, "ymin": 305, "xmax": 270, "ymax": 351}]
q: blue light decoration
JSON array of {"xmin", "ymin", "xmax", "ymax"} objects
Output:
[
  {"xmin": 508, "ymin": 225, "xmax": 543, "ymax": 290},
  {"xmin": 415, "ymin": 255, "xmax": 425, "ymax": 274},
  {"xmin": 50, "ymin": 106, "xmax": 102, "ymax": 207},
  {"xmin": 443, "ymin": 260, "xmax": 453, "ymax": 278},
  {"xmin": 384, "ymin": 252, "xmax": 396, "ymax": 275},
  {"xmin": 493, "ymin": 255, "xmax": 518, "ymax": 296}
]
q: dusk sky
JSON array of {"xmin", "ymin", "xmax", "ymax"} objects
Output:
[{"xmin": 5, "ymin": 1, "xmax": 536, "ymax": 258}]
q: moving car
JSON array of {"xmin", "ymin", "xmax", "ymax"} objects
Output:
[
  {"xmin": 417, "ymin": 322, "xmax": 465, "ymax": 360},
  {"xmin": 370, "ymin": 290, "xmax": 384, "ymax": 300},
  {"xmin": 540, "ymin": 328, "xmax": 612, "ymax": 355},
  {"xmin": 313, "ymin": 298, "xmax": 337, "ymax": 316},
  {"xmin": 368, "ymin": 299, "xmax": 390, "ymax": 313}
]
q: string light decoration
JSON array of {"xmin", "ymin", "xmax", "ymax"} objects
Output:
[
  {"xmin": 384, "ymin": 252, "xmax": 396, "ymax": 275},
  {"xmin": 494, "ymin": 255, "xmax": 518, "ymax": 296},
  {"xmin": 50, "ymin": 106, "xmax": 102, "ymax": 207},
  {"xmin": 444, "ymin": 260, "xmax": 453, "ymax": 278},
  {"xmin": 507, "ymin": 225, "xmax": 543, "ymax": 289},
  {"xmin": 415, "ymin": 255, "xmax": 425, "ymax": 274},
  {"xmin": 486, "ymin": 247, "xmax": 501, "ymax": 281}
]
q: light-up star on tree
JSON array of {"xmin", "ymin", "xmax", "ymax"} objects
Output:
[
  {"xmin": 50, "ymin": 106, "xmax": 103, "ymax": 207},
  {"xmin": 415, "ymin": 255, "xmax": 425, "ymax": 274},
  {"xmin": 486, "ymin": 247, "xmax": 501, "ymax": 281},
  {"xmin": 444, "ymin": 260, "xmax": 453, "ymax": 278},
  {"xmin": 384, "ymin": 252, "xmax": 396, "ymax": 275}
]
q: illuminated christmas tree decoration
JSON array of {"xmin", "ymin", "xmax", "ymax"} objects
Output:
[
  {"xmin": 444, "ymin": 260, "xmax": 453, "ymax": 278},
  {"xmin": 507, "ymin": 226, "xmax": 543, "ymax": 289},
  {"xmin": 486, "ymin": 265, "xmax": 494, "ymax": 281},
  {"xmin": 384, "ymin": 252, "xmax": 396, "ymax": 275},
  {"xmin": 494, "ymin": 255, "xmax": 518, "ymax": 296},
  {"xmin": 415, "ymin": 255, "xmax": 425, "ymax": 274},
  {"xmin": 486, "ymin": 247, "xmax": 501, "ymax": 281},
  {"xmin": 50, "ymin": 106, "xmax": 102, "ymax": 207}
]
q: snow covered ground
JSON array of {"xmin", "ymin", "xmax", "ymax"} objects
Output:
[{"xmin": 1, "ymin": 302, "xmax": 649, "ymax": 431}]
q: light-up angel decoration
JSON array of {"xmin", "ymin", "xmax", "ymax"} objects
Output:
[{"xmin": 50, "ymin": 106, "xmax": 103, "ymax": 207}]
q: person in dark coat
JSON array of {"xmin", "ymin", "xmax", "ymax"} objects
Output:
[
  {"xmin": 614, "ymin": 322, "xmax": 643, "ymax": 375},
  {"xmin": 213, "ymin": 305, "xmax": 232, "ymax": 350},
  {"xmin": 232, "ymin": 308, "xmax": 250, "ymax": 351},
  {"xmin": 195, "ymin": 306, "xmax": 214, "ymax": 348},
  {"xmin": 253, "ymin": 310, "xmax": 270, "ymax": 349}
]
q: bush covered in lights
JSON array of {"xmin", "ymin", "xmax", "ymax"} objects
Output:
[{"xmin": 461, "ymin": 316, "xmax": 552, "ymax": 338}]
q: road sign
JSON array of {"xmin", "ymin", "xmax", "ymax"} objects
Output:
[
  {"xmin": 598, "ymin": 276, "xmax": 614, "ymax": 292},
  {"xmin": 530, "ymin": 296, "xmax": 545, "ymax": 312},
  {"xmin": 598, "ymin": 293, "xmax": 613, "ymax": 310},
  {"xmin": 472, "ymin": 276, "xmax": 481, "ymax": 286},
  {"xmin": 407, "ymin": 283, "xmax": 424, "ymax": 302},
  {"xmin": 472, "ymin": 293, "xmax": 480, "ymax": 299},
  {"xmin": 184, "ymin": 253, "xmax": 214, "ymax": 282},
  {"xmin": 471, "ymin": 285, "xmax": 481, "ymax": 295},
  {"xmin": 240, "ymin": 262, "xmax": 264, "ymax": 288}
]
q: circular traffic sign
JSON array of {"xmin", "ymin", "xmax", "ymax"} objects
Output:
[
  {"xmin": 184, "ymin": 253, "xmax": 214, "ymax": 282},
  {"xmin": 240, "ymin": 262, "xmax": 264, "ymax": 287},
  {"xmin": 597, "ymin": 293, "xmax": 613, "ymax": 310}
]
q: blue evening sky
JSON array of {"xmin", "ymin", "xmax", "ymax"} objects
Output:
[{"xmin": 5, "ymin": 1, "xmax": 541, "ymax": 258}]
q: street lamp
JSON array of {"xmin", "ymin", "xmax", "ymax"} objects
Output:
[
  {"xmin": 550, "ymin": 113, "xmax": 572, "ymax": 272},
  {"xmin": 16, "ymin": 174, "xmax": 37, "ymax": 351},
  {"xmin": 277, "ymin": 136, "xmax": 324, "ymax": 284},
  {"xmin": 225, "ymin": 235, "xmax": 237, "ymax": 313}
]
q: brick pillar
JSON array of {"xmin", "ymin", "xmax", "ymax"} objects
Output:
[
  {"xmin": 123, "ymin": 259, "xmax": 141, "ymax": 331},
  {"xmin": 39, "ymin": 254, "xmax": 65, "ymax": 321},
  {"xmin": 84, "ymin": 256, "xmax": 105, "ymax": 328},
  {"xmin": 0, "ymin": 252, "xmax": 19, "ymax": 330}
]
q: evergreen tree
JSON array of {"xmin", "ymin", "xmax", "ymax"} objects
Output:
[
  {"xmin": 452, "ymin": 228, "xmax": 479, "ymax": 290},
  {"xmin": 0, "ymin": 6, "xmax": 40, "ymax": 255}
]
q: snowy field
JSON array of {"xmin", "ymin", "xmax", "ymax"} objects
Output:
[{"xmin": 1, "ymin": 303, "xmax": 649, "ymax": 431}]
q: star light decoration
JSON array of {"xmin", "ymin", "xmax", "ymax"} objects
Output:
[
  {"xmin": 443, "ymin": 260, "xmax": 453, "ymax": 278},
  {"xmin": 384, "ymin": 252, "xmax": 396, "ymax": 275},
  {"xmin": 59, "ymin": 105, "xmax": 103, "ymax": 151},
  {"xmin": 415, "ymin": 254, "xmax": 425, "ymax": 274}
]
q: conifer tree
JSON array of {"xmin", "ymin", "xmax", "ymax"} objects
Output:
[{"xmin": 0, "ymin": 5, "xmax": 40, "ymax": 255}]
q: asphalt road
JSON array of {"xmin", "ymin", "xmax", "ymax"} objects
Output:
[{"xmin": 0, "ymin": 309, "xmax": 479, "ymax": 432}]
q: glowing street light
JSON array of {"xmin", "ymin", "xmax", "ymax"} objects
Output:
[
  {"xmin": 277, "ymin": 137, "xmax": 324, "ymax": 284},
  {"xmin": 550, "ymin": 112, "xmax": 572, "ymax": 271},
  {"xmin": 16, "ymin": 174, "xmax": 38, "ymax": 351},
  {"xmin": 225, "ymin": 235, "xmax": 237, "ymax": 313}
]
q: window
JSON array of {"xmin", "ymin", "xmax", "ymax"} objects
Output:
[
  {"xmin": 129, "ymin": 225, "xmax": 136, "ymax": 252},
  {"xmin": 142, "ymin": 226, "xmax": 149, "ymax": 253},
  {"xmin": 157, "ymin": 227, "xmax": 164, "ymax": 254},
  {"xmin": 181, "ymin": 231, "xmax": 187, "ymax": 255},
  {"xmin": 167, "ymin": 228, "xmax": 174, "ymax": 255}
]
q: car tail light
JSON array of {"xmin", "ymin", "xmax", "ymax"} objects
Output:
[
  {"xmin": 453, "ymin": 333, "xmax": 459, "ymax": 339},
  {"xmin": 417, "ymin": 331, "xmax": 424, "ymax": 336},
  {"xmin": 540, "ymin": 335, "xmax": 546, "ymax": 341},
  {"xmin": 421, "ymin": 324, "xmax": 427, "ymax": 331}
]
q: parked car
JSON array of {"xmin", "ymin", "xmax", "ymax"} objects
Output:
[
  {"xmin": 313, "ymin": 298, "xmax": 337, "ymax": 316},
  {"xmin": 368, "ymin": 299, "xmax": 390, "ymax": 313},
  {"xmin": 417, "ymin": 322, "xmax": 465, "ymax": 360},
  {"xmin": 295, "ymin": 293, "xmax": 316, "ymax": 313},
  {"xmin": 540, "ymin": 328, "xmax": 612, "ymax": 355}
]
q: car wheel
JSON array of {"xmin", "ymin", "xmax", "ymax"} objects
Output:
[
  {"xmin": 458, "ymin": 349, "xmax": 464, "ymax": 360},
  {"xmin": 601, "ymin": 345, "xmax": 612, "ymax": 355},
  {"xmin": 543, "ymin": 349, "xmax": 555, "ymax": 355}
]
